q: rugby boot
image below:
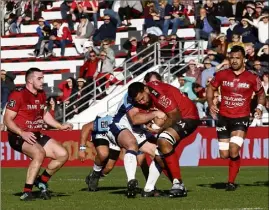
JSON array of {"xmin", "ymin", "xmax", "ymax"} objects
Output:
[
  {"xmin": 20, "ymin": 192, "xmax": 35, "ymax": 201},
  {"xmin": 141, "ymin": 189, "xmax": 162, "ymax": 197},
  {"xmin": 169, "ymin": 179, "xmax": 187, "ymax": 198},
  {"xmin": 225, "ymin": 182, "xmax": 236, "ymax": 191},
  {"xmin": 126, "ymin": 179, "xmax": 138, "ymax": 198},
  {"xmin": 34, "ymin": 176, "xmax": 51, "ymax": 200},
  {"xmin": 85, "ymin": 170, "xmax": 101, "ymax": 191}
]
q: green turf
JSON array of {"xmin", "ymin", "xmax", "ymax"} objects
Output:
[{"xmin": 1, "ymin": 167, "xmax": 268, "ymax": 210}]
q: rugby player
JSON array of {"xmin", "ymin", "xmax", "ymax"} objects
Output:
[
  {"xmin": 4, "ymin": 68, "xmax": 73, "ymax": 201},
  {"xmin": 128, "ymin": 79, "xmax": 200, "ymax": 197},
  {"xmin": 78, "ymin": 116, "xmax": 150, "ymax": 191},
  {"xmin": 206, "ymin": 46, "xmax": 266, "ymax": 191}
]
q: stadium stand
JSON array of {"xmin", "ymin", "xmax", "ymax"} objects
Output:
[{"xmin": 1, "ymin": 0, "xmax": 269, "ymax": 129}]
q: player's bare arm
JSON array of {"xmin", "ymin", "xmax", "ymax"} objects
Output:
[
  {"xmin": 157, "ymin": 107, "xmax": 181, "ymax": 133},
  {"xmin": 4, "ymin": 109, "xmax": 37, "ymax": 145},
  {"xmin": 255, "ymin": 90, "xmax": 266, "ymax": 119},
  {"xmin": 206, "ymin": 84, "xmax": 219, "ymax": 118},
  {"xmin": 43, "ymin": 111, "xmax": 73, "ymax": 130},
  {"xmin": 127, "ymin": 107, "xmax": 165, "ymax": 125},
  {"xmin": 79, "ymin": 122, "xmax": 94, "ymax": 161}
]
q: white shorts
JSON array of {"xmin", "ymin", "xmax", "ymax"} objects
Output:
[{"xmin": 109, "ymin": 115, "xmax": 154, "ymax": 147}]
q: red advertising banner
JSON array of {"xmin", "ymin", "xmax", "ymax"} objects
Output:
[{"xmin": 1, "ymin": 127, "xmax": 268, "ymax": 167}]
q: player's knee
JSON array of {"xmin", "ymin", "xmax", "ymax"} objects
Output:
[
  {"xmin": 56, "ymin": 147, "xmax": 69, "ymax": 162},
  {"xmin": 219, "ymin": 152, "xmax": 229, "ymax": 159},
  {"xmin": 230, "ymin": 136, "xmax": 244, "ymax": 148},
  {"xmin": 32, "ymin": 148, "xmax": 46, "ymax": 163},
  {"xmin": 99, "ymin": 153, "xmax": 108, "ymax": 163}
]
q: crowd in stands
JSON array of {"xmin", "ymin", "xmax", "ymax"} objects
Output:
[{"xmin": 1, "ymin": 0, "xmax": 269, "ymax": 126}]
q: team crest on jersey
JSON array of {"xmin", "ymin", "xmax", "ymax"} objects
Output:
[
  {"xmin": 35, "ymin": 100, "xmax": 40, "ymax": 104},
  {"xmin": 148, "ymin": 87, "xmax": 160, "ymax": 98},
  {"xmin": 158, "ymin": 95, "xmax": 171, "ymax": 108},
  {"xmin": 8, "ymin": 100, "xmax": 16, "ymax": 108}
]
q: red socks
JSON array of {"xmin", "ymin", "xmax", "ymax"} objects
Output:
[
  {"xmin": 163, "ymin": 151, "xmax": 182, "ymax": 181},
  {"xmin": 228, "ymin": 156, "xmax": 241, "ymax": 183},
  {"xmin": 40, "ymin": 170, "xmax": 52, "ymax": 183}
]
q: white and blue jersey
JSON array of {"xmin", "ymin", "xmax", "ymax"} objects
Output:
[{"xmin": 109, "ymin": 93, "xmax": 154, "ymax": 146}]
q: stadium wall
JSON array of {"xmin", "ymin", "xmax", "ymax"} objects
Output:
[{"xmin": 1, "ymin": 127, "xmax": 268, "ymax": 167}]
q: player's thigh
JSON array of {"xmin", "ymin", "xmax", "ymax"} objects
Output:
[
  {"xmin": 139, "ymin": 141, "xmax": 157, "ymax": 158},
  {"xmin": 137, "ymin": 152, "xmax": 146, "ymax": 166},
  {"xmin": 216, "ymin": 115, "xmax": 230, "ymax": 158},
  {"xmin": 117, "ymin": 129, "xmax": 137, "ymax": 150},
  {"xmin": 43, "ymin": 137, "xmax": 68, "ymax": 160},
  {"xmin": 22, "ymin": 141, "xmax": 46, "ymax": 160}
]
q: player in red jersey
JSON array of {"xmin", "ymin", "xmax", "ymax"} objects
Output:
[
  {"xmin": 128, "ymin": 80, "xmax": 200, "ymax": 197},
  {"xmin": 206, "ymin": 46, "xmax": 266, "ymax": 191},
  {"xmin": 3, "ymin": 68, "xmax": 73, "ymax": 201}
]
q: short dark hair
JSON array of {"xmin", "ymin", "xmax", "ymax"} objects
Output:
[
  {"xmin": 25, "ymin": 68, "xmax": 42, "ymax": 81},
  {"xmin": 128, "ymin": 82, "xmax": 145, "ymax": 100},
  {"xmin": 230, "ymin": 45, "xmax": 245, "ymax": 57},
  {"xmin": 144, "ymin": 72, "xmax": 162, "ymax": 83}
]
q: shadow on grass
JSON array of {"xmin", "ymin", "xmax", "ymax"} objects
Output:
[
  {"xmin": 109, "ymin": 189, "xmax": 192, "ymax": 197},
  {"xmin": 13, "ymin": 191, "xmax": 71, "ymax": 198},
  {"xmin": 198, "ymin": 181, "xmax": 269, "ymax": 189},
  {"xmin": 80, "ymin": 186, "xmax": 127, "ymax": 192}
]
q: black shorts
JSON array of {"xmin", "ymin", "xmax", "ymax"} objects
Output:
[
  {"xmin": 171, "ymin": 118, "xmax": 200, "ymax": 140},
  {"xmin": 8, "ymin": 132, "xmax": 51, "ymax": 153},
  {"xmin": 216, "ymin": 115, "xmax": 250, "ymax": 139}
]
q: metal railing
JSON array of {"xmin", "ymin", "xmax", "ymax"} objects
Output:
[{"xmin": 62, "ymin": 43, "xmax": 159, "ymax": 122}]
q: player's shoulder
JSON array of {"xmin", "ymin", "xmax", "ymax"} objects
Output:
[
  {"xmin": 215, "ymin": 69, "xmax": 231, "ymax": 76},
  {"xmin": 9, "ymin": 87, "xmax": 26, "ymax": 97}
]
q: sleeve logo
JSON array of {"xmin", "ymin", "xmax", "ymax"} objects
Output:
[{"xmin": 8, "ymin": 100, "xmax": 16, "ymax": 108}]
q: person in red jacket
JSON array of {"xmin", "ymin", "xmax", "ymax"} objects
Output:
[
  {"xmin": 58, "ymin": 77, "xmax": 77, "ymax": 103},
  {"xmin": 48, "ymin": 20, "xmax": 73, "ymax": 56}
]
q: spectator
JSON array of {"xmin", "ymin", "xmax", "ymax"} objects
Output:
[
  {"xmin": 79, "ymin": 50, "xmax": 99, "ymax": 92},
  {"xmin": 212, "ymin": 33, "xmax": 228, "ymax": 56},
  {"xmin": 201, "ymin": 58, "xmax": 229, "ymax": 88},
  {"xmin": 118, "ymin": 0, "xmax": 143, "ymax": 27},
  {"xmin": 192, "ymin": 82, "xmax": 207, "ymax": 118},
  {"xmin": 177, "ymin": 74, "xmax": 197, "ymax": 100},
  {"xmin": 73, "ymin": 15, "xmax": 95, "ymax": 55},
  {"xmin": 46, "ymin": 97, "xmax": 63, "ymax": 123},
  {"xmin": 253, "ymin": 60, "xmax": 269, "ymax": 78},
  {"xmin": 185, "ymin": 60, "xmax": 203, "ymax": 85},
  {"xmin": 246, "ymin": 12, "xmax": 269, "ymax": 46},
  {"xmin": 161, "ymin": 34, "xmax": 181, "ymax": 61},
  {"xmin": 103, "ymin": 0, "xmax": 121, "ymax": 27},
  {"xmin": 243, "ymin": 3, "xmax": 256, "ymax": 20},
  {"xmin": 92, "ymin": 39, "xmax": 115, "ymax": 65},
  {"xmin": 257, "ymin": 44, "xmax": 269, "ymax": 62},
  {"xmin": 227, "ymin": 33, "xmax": 245, "ymax": 53},
  {"xmin": 245, "ymin": 43, "xmax": 258, "ymax": 70},
  {"xmin": 255, "ymin": 2, "xmax": 264, "ymax": 18},
  {"xmin": 163, "ymin": 0, "xmax": 190, "ymax": 36},
  {"xmin": 60, "ymin": 0, "xmax": 83, "ymax": 31},
  {"xmin": 1, "ymin": 70, "xmax": 16, "ymax": 110},
  {"xmin": 234, "ymin": 17, "xmax": 257, "ymax": 44},
  {"xmin": 9, "ymin": 16, "xmax": 23, "ymax": 34},
  {"xmin": 144, "ymin": 1, "xmax": 163, "ymax": 31},
  {"xmin": 34, "ymin": 17, "xmax": 51, "ymax": 57},
  {"xmin": 58, "ymin": 77, "xmax": 77, "ymax": 107},
  {"xmin": 222, "ymin": 0, "xmax": 244, "ymax": 20},
  {"xmin": 204, "ymin": 0, "xmax": 219, "ymax": 16},
  {"xmin": 22, "ymin": 0, "xmax": 45, "ymax": 21},
  {"xmin": 195, "ymin": 8, "xmax": 221, "ymax": 49},
  {"xmin": 93, "ymin": 15, "xmax": 117, "ymax": 43},
  {"xmin": 72, "ymin": 78, "xmax": 90, "ymax": 114},
  {"xmin": 226, "ymin": 17, "xmax": 239, "ymax": 43},
  {"xmin": 81, "ymin": 0, "xmax": 99, "ymax": 29},
  {"xmin": 48, "ymin": 20, "xmax": 73, "ymax": 57},
  {"xmin": 262, "ymin": 73, "xmax": 269, "ymax": 96}
]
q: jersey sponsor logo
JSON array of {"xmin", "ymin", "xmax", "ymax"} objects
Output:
[
  {"xmin": 223, "ymin": 93, "xmax": 246, "ymax": 108},
  {"xmin": 27, "ymin": 105, "xmax": 38, "ymax": 110},
  {"xmin": 7, "ymin": 100, "xmax": 16, "ymax": 108},
  {"xmin": 216, "ymin": 126, "xmax": 227, "ymax": 132},
  {"xmin": 148, "ymin": 87, "xmax": 160, "ymax": 98},
  {"xmin": 158, "ymin": 95, "xmax": 172, "ymax": 108},
  {"xmin": 222, "ymin": 81, "xmax": 234, "ymax": 87},
  {"xmin": 237, "ymin": 82, "xmax": 250, "ymax": 89}
]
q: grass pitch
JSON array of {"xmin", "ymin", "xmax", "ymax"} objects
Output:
[{"xmin": 1, "ymin": 167, "xmax": 268, "ymax": 210}]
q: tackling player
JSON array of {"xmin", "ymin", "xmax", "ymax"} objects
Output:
[
  {"xmin": 206, "ymin": 46, "xmax": 266, "ymax": 191},
  {"xmin": 3, "ymin": 68, "xmax": 73, "ymax": 201},
  {"xmin": 128, "ymin": 80, "xmax": 200, "ymax": 197}
]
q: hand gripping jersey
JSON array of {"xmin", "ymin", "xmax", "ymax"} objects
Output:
[
  {"xmin": 210, "ymin": 69, "xmax": 264, "ymax": 118},
  {"xmin": 6, "ymin": 87, "xmax": 47, "ymax": 132},
  {"xmin": 146, "ymin": 81, "xmax": 199, "ymax": 119}
]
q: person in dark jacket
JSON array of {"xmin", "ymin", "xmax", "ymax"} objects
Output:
[
  {"xmin": 222, "ymin": 0, "xmax": 245, "ymax": 20},
  {"xmin": 46, "ymin": 96, "xmax": 63, "ymax": 123},
  {"xmin": 195, "ymin": 8, "xmax": 221, "ymax": 49},
  {"xmin": 93, "ymin": 15, "xmax": 118, "ymax": 44},
  {"xmin": 1, "ymin": 70, "xmax": 16, "ymax": 110},
  {"xmin": 234, "ymin": 17, "xmax": 257, "ymax": 44}
]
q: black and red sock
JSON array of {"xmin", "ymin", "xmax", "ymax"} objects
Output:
[
  {"xmin": 40, "ymin": 170, "xmax": 52, "ymax": 184},
  {"xmin": 23, "ymin": 183, "xmax": 33, "ymax": 193},
  {"xmin": 228, "ymin": 155, "xmax": 241, "ymax": 183}
]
